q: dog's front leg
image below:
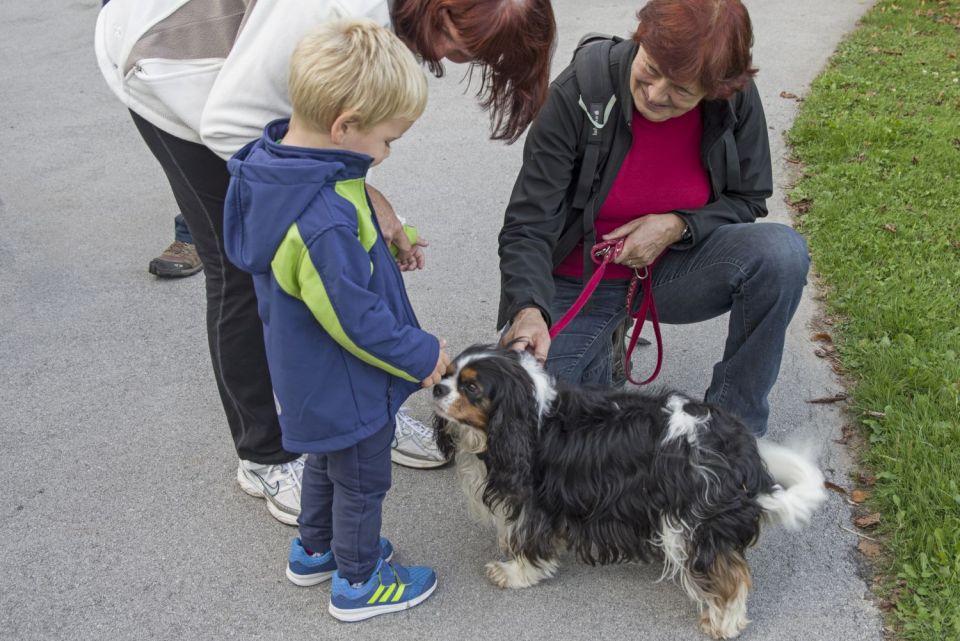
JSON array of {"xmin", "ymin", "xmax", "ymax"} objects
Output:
[{"xmin": 485, "ymin": 554, "xmax": 560, "ymax": 589}]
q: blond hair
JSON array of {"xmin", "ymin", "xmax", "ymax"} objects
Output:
[{"xmin": 289, "ymin": 18, "xmax": 428, "ymax": 132}]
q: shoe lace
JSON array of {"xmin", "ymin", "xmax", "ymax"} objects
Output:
[
  {"xmin": 165, "ymin": 241, "xmax": 191, "ymax": 257},
  {"xmin": 395, "ymin": 408, "xmax": 432, "ymax": 439},
  {"xmin": 266, "ymin": 456, "xmax": 304, "ymax": 494}
]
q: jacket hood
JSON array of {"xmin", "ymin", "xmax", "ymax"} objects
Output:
[{"xmin": 224, "ymin": 119, "xmax": 373, "ymax": 273}]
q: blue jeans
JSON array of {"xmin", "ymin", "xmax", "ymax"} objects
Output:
[
  {"xmin": 546, "ymin": 223, "xmax": 809, "ymax": 436},
  {"xmin": 298, "ymin": 421, "xmax": 394, "ymax": 584},
  {"xmin": 173, "ymin": 213, "xmax": 194, "ymax": 244}
]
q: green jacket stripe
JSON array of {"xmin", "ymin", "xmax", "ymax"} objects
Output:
[{"xmin": 271, "ymin": 224, "xmax": 419, "ymax": 383}]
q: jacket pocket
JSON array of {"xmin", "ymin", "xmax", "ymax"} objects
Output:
[
  {"xmin": 125, "ymin": 57, "xmax": 224, "ymax": 135},
  {"xmin": 344, "ymin": 355, "xmax": 392, "ymax": 425}
]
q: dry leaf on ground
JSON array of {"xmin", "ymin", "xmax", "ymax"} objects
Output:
[
  {"xmin": 855, "ymin": 513, "xmax": 882, "ymax": 528},
  {"xmin": 858, "ymin": 540, "xmax": 883, "ymax": 558}
]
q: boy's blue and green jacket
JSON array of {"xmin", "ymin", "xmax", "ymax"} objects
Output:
[{"xmin": 223, "ymin": 120, "xmax": 439, "ymax": 453}]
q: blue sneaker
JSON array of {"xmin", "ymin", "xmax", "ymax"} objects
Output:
[
  {"xmin": 286, "ymin": 537, "xmax": 394, "ymax": 587},
  {"xmin": 328, "ymin": 558, "xmax": 437, "ymax": 622}
]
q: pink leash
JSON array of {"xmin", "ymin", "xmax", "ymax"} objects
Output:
[{"xmin": 549, "ymin": 239, "xmax": 663, "ymax": 385}]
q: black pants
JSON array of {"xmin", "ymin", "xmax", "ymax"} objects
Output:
[{"xmin": 130, "ymin": 111, "xmax": 297, "ymax": 465}]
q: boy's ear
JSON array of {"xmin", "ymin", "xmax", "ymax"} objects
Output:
[{"xmin": 330, "ymin": 110, "xmax": 362, "ymax": 145}]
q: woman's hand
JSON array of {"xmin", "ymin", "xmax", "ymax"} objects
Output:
[
  {"xmin": 603, "ymin": 213, "xmax": 685, "ymax": 269},
  {"xmin": 500, "ymin": 307, "xmax": 551, "ymax": 364},
  {"xmin": 367, "ymin": 184, "xmax": 429, "ymax": 272}
]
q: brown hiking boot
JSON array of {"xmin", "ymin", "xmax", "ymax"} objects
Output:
[{"xmin": 148, "ymin": 241, "xmax": 203, "ymax": 278}]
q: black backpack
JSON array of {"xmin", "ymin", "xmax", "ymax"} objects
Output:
[
  {"xmin": 553, "ymin": 33, "xmax": 623, "ymax": 275},
  {"xmin": 571, "ymin": 33, "xmax": 622, "ymax": 210}
]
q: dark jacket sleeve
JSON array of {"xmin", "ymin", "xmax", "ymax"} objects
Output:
[
  {"xmin": 497, "ymin": 72, "xmax": 582, "ymax": 328},
  {"xmin": 674, "ymin": 80, "xmax": 773, "ymax": 247}
]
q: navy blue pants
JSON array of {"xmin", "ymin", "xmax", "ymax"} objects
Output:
[{"xmin": 298, "ymin": 421, "xmax": 394, "ymax": 584}]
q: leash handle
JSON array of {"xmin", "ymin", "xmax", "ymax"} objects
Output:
[{"xmin": 548, "ymin": 238, "xmax": 663, "ymax": 385}]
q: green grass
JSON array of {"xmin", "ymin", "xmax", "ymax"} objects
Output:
[{"xmin": 787, "ymin": 1, "xmax": 960, "ymax": 638}]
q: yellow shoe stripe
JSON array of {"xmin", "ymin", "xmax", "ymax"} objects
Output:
[
  {"xmin": 367, "ymin": 584, "xmax": 385, "ymax": 604},
  {"xmin": 391, "ymin": 583, "xmax": 406, "ymax": 602},
  {"xmin": 378, "ymin": 583, "xmax": 396, "ymax": 603}
]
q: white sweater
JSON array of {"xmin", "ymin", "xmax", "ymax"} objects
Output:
[{"xmin": 95, "ymin": 0, "xmax": 392, "ymax": 159}]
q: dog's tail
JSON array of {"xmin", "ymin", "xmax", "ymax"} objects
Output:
[{"xmin": 756, "ymin": 440, "xmax": 827, "ymax": 530}]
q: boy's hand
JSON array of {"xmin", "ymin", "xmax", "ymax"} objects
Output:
[{"xmin": 421, "ymin": 339, "xmax": 450, "ymax": 388}]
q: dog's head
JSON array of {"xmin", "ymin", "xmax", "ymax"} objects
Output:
[{"xmin": 432, "ymin": 344, "xmax": 557, "ymax": 508}]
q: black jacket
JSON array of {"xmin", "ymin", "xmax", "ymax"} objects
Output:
[{"xmin": 497, "ymin": 39, "xmax": 773, "ymax": 328}]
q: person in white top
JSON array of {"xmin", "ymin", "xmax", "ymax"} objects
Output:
[{"xmin": 95, "ymin": 0, "xmax": 557, "ymax": 524}]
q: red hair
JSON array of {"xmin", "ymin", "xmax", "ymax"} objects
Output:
[
  {"xmin": 632, "ymin": 0, "xmax": 756, "ymax": 100},
  {"xmin": 393, "ymin": 0, "xmax": 556, "ymax": 143}
]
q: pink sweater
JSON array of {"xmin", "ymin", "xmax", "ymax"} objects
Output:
[{"xmin": 555, "ymin": 105, "xmax": 710, "ymax": 280}]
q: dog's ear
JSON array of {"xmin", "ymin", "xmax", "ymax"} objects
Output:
[
  {"xmin": 481, "ymin": 358, "xmax": 539, "ymax": 520},
  {"xmin": 433, "ymin": 414, "xmax": 455, "ymax": 460}
]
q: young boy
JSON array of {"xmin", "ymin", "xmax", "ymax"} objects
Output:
[{"xmin": 223, "ymin": 18, "xmax": 449, "ymax": 621}]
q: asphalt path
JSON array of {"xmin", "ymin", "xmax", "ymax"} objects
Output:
[{"xmin": 0, "ymin": 1, "xmax": 881, "ymax": 639}]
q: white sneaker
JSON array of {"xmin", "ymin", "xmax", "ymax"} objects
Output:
[
  {"xmin": 236, "ymin": 456, "xmax": 305, "ymax": 525},
  {"xmin": 391, "ymin": 408, "xmax": 450, "ymax": 469}
]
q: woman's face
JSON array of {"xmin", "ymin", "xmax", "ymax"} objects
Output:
[{"xmin": 629, "ymin": 45, "xmax": 706, "ymax": 122}]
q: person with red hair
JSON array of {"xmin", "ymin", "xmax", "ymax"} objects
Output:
[
  {"xmin": 499, "ymin": 0, "xmax": 809, "ymax": 438},
  {"xmin": 96, "ymin": 0, "xmax": 556, "ymax": 525}
]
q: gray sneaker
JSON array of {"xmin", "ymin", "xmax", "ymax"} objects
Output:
[
  {"xmin": 391, "ymin": 408, "xmax": 450, "ymax": 469},
  {"xmin": 236, "ymin": 456, "xmax": 305, "ymax": 525}
]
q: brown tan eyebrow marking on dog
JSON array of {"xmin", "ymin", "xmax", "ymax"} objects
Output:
[
  {"xmin": 459, "ymin": 366, "xmax": 480, "ymax": 385},
  {"xmin": 447, "ymin": 366, "xmax": 489, "ymax": 429}
]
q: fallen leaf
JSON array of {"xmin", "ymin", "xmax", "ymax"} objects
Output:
[
  {"xmin": 855, "ymin": 513, "xmax": 882, "ymax": 528},
  {"xmin": 911, "ymin": 155, "xmax": 920, "ymax": 165},
  {"xmin": 858, "ymin": 472, "xmax": 877, "ymax": 486},
  {"xmin": 787, "ymin": 196, "xmax": 812, "ymax": 214},
  {"xmin": 863, "ymin": 410, "xmax": 886, "ymax": 418},
  {"xmin": 824, "ymin": 481, "xmax": 848, "ymax": 496},
  {"xmin": 779, "ymin": 90, "xmax": 800, "ymax": 100},
  {"xmin": 852, "ymin": 489, "xmax": 871, "ymax": 503},
  {"xmin": 811, "ymin": 332, "xmax": 834, "ymax": 343},
  {"xmin": 858, "ymin": 540, "xmax": 883, "ymax": 558},
  {"xmin": 883, "ymin": 223, "xmax": 898, "ymax": 233},
  {"xmin": 879, "ymin": 599, "xmax": 896, "ymax": 611}
]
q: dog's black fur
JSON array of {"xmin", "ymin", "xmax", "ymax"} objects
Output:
[{"xmin": 433, "ymin": 345, "xmax": 824, "ymax": 639}]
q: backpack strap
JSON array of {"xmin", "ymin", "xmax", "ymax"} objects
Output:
[
  {"xmin": 570, "ymin": 35, "xmax": 618, "ymax": 211},
  {"xmin": 550, "ymin": 34, "xmax": 622, "ymax": 276}
]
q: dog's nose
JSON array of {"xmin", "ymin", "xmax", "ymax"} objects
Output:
[{"xmin": 432, "ymin": 383, "xmax": 449, "ymax": 399}]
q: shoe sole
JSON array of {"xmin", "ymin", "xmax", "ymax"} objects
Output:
[
  {"xmin": 286, "ymin": 567, "xmax": 335, "ymax": 586},
  {"xmin": 286, "ymin": 550, "xmax": 393, "ymax": 587},
  {"xmin": 390, "ymin": 448, "xmax": 450, "ymax": 469},
  {"xmin": 236, "ymin": 466, "xmax": 299, "ymax": 526},
  {"xmin": 328, "ymin": 579, "xmax": 437, "ymax": 622},
  {"xmin": 148, "ymin": 260, "xmax": 203, "ymax": 278}
]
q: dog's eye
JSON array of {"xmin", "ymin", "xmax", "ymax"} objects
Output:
[{"xmin": 462, "ymin": 382, "xmax": 480, "ymax": 396}]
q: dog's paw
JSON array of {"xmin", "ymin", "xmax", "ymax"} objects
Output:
[
  {"xmin": 485, "ymin": 560, "xmax": 520, "ymax": 589},
  {"xmin": 700, "ymin": 611, "xmax": 749, "ymax": 640},
  {"xmin": 484, "ymin": 557, "xmax": 558, "ymax": 589}
]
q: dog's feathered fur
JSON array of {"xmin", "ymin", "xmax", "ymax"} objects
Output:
[{"xmin": 432, "ymin": 345, "xmax": 826, "ymax": 639}]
